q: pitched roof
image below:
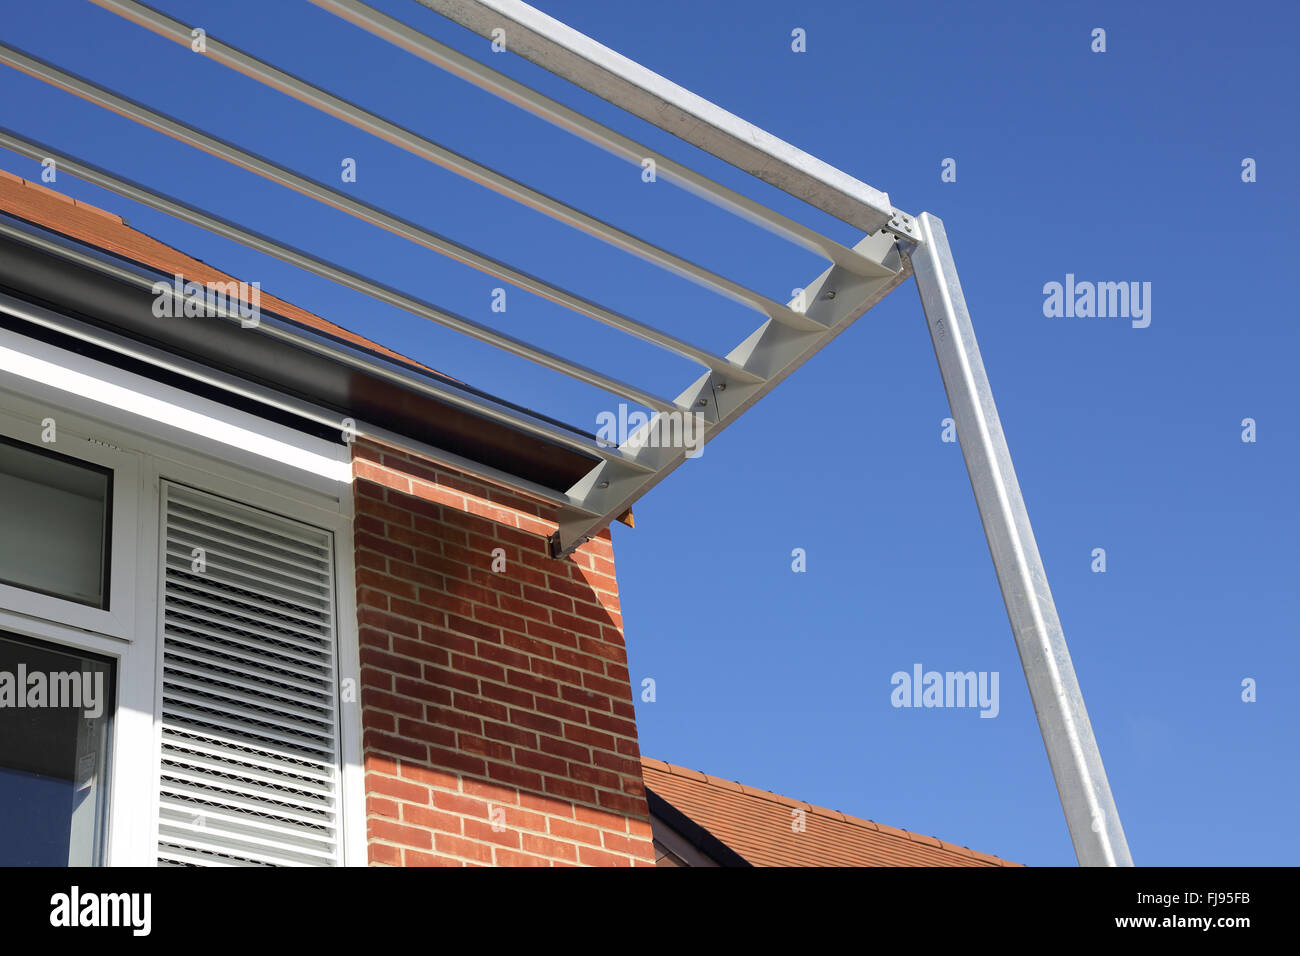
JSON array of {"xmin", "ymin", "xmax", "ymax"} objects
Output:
[
  {"xmin": 0, "ymin": 169, "xmax": 451, "ymax": 381},
  {"xmin": 643, "ymin": 757, "xmax": 1022, "ymax": 867}
]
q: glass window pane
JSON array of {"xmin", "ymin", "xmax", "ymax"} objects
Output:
[
  {"xmin": 0, "ymin": 437, "xmax": 112, "ymax": 608},
  {"xmin": 0, "ymin": 633, "xmax": 114, "ymax": 866}
]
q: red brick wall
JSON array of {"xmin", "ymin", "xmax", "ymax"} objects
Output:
[{"xmin": 350, "ymin": 441, "xmax": 655, "ymax": 866}]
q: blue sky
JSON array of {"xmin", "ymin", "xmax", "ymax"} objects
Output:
[{"xmin": 1, "ymin": 0, "xmax": 1296, "ymax": 865}]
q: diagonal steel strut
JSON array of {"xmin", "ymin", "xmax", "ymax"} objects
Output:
[{"xmin": 906, "ymin": 212, "xmax": 1133, "ymax": 866}]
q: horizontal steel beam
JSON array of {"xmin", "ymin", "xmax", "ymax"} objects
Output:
[
  {"xmin": 0, "ymin": 120, "xmax": 673, "ymax": 415},
  {"xmin": 85, "ymin": 1, "xmax": 813, "ymax": 330},
  {"xmin": 551, "ymin": 229, "xmax": 911, "ymax": 556},
  {"xmin": 408, "ymin": 0, "xmax": 898, "ymax": 235},
  {"xmin": 307, "ymin": 0, "xmax": 896, "ymax": 278}
]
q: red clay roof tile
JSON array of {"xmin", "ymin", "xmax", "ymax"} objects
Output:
[{"xmin": 644, "ymin": 758, "xmax": 1022, "ymax": 867}]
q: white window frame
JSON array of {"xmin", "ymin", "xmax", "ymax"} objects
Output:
[
  {"xmin": 0, "ymin": 317, "xmax": 366, "ymax": 867},
  {"xmin": 0, "ymin": 407, "xmax": 140, "ymax": 641}
]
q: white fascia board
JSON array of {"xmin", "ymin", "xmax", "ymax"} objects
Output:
[{"xmin": 0, "ymin": 305, "xmax": 352, "ymax": 488}]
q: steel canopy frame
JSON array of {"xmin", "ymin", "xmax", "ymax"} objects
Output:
[{"xmin": 0, "ymin": 0, "xmax": 1132, "ymax": 865}]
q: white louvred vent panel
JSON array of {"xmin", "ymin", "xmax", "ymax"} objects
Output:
[{"xmin": 157, "ymin": 481, "xmax": 341, "ymax": 867}]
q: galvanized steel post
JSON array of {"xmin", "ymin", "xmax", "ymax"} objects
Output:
[{"xmin": 907, "ymin": 212, "xmax": 1133, "ymax": 866}]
